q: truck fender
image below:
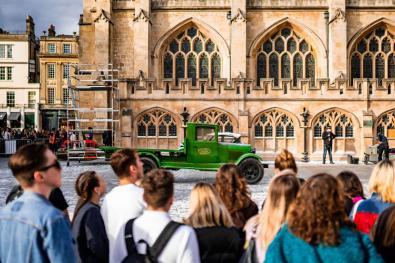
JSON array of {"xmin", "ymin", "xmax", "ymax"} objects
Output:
[
  {"xmin": 235, "ymin": 153, "xmax": 262, "ymax": 166},
  {"xmin": 139, "ymin": 152, "xmax": 161, "ymax": 167}
]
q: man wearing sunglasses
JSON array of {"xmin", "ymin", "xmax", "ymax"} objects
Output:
[{"xmin": 0, "ymin": 143, "xmax": 76, "ymax": 262}]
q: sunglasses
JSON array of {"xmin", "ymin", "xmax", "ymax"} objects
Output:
[{"xmin": 39, "ymin": 160, "xmax": 62, "ymax": 171}]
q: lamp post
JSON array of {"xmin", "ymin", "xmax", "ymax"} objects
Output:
[
  {"xmin": 301, "ymin": 107, "xmax": 310, "ymax": 162},
  {"xmin": 180, "ymin": 107, "xmax": 190, "ymax": 139}
]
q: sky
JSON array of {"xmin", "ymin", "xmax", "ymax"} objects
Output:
[{"xmin": 0, "ymin": 0, "xmax": 82, "ymax": 36}]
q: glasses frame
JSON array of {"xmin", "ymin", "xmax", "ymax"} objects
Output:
[{"xmin": 38, "ymin": 160, "xmax": 61, "ymax": 171}]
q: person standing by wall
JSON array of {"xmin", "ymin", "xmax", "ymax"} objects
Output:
[
  {"xmin": 377, "ymin": 133, "xmax": 390, "ymax": 161},
  {"xmin": 322, "ymin": 126, "xmax": 336, "ymax": 164}
]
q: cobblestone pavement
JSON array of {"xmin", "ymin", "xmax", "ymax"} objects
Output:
[{"xmin": 0, "ymin": 159, "xmax": 374, "ymax": 220}]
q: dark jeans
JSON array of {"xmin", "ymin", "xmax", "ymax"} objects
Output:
[
  {"xmin": 378, "ymin": 144, "xmax": 390, "ymax": 161},
  {"xmin": 323, "ymin": 146, "xmax": 333, "ymax": 163}
]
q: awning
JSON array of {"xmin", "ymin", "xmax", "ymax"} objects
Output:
[
  {"xmin": 0, "ymin": 112, "xmax": 6, "ymax": 120},
  {"xmin": 9, "ymin": 112, "xmax": 21, "ymax": 121}
]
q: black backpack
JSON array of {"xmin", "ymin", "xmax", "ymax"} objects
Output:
[{"xmin": 122, "ymin": 218, "xmax": 181, "ymax": 263}]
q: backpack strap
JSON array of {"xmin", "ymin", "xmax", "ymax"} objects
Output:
[
  {"xmin": 124, "ymin": 218, "xmax": 138, "ymax": 256},
  {"xmin": 148, "ymin": 221, "xmax": 182, "ymax": 259}
]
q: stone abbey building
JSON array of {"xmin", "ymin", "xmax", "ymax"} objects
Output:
[{"xmin": 79, "ymin": 0, "xmax": 395, "ymax": 161}]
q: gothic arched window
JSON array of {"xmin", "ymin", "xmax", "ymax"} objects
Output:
[
  {"xmin": 256, "ymin": 27, "xmax": 316, "ymax": 87},
  {"xmin": 313, "ymin": 110, "xmax": 354, "ymax": 139},
  {"xmin": 253, "ymin": 110, "xmax": 295, "ymax": 138},
  {"xmin": 376, "ymin": 110, "xmax": 395, "ymax": 137},
  {"xmin": 192, "ymin": 108, "xmax": 237, "ymax": 132},
  {"xmin": 350, "ymin": 26, "xmax": 395, "ymax": 86},
  {"xmin": 136, "ymin": 109, "xmax": 178, "ymax": 138},
  {"xmin": 163, "ymin": 27, "xmax": 221, "ymax": 86}
]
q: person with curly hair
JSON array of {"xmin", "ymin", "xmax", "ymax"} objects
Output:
[
  {"xmin": 353, "ymin": 160, "xmax": 395, "ymax": 234},
  {"xmin": 215, "ymin": 164, "xmax": 258, "ymax": 229},
  {"xmin": 265, "ymin": 173, "xmax": 383, "ymax": 263},
  {"xmin": 185, "ymin": 183, "xmax": 243, "ymax": 263}
]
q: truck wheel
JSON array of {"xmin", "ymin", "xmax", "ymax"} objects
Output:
[
  {"xmin": 239, "ymin": 158, "xmax": 264, "ymax": 184},
  {"xmin": 141, "ymin": 157, "xmax": 158, "ymax": 174}
]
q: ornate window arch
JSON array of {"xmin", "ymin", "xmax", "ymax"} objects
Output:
[
  {"xmin": 192, "ymin": 109, "xmax": 236, "ymax": 132},
  {"xmin": 136, "ymin": 109, "xmax": 178, "ymax": 138},
  {"xmin": 253, "ymin": 109, "xmax": 295, "ymax": 138},
  {"xmin": 312, "ymin": 110, "xmax": 354, "ymax": 138},
  {"xmin": 163, "ymin": 27, "xmax": 221, "ymax": 86},
  {"xmin": 256, "ymin": 27, "xmax": 316, "ymax": 87},
  {"xmin": 350, "ymin": 26, "xmax": 395, "ymax": 86},
  {"xmin": 376, "ymin": 110, "xmax": 395, "ymax": 137}
]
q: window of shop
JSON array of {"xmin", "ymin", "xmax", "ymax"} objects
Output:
[
  {"xmin": 48, "ymin": 64, "xmax": 55, "ymax": 79},
  {"xmin": 63, "ymin": 43, "xmax": 71, "ymax": 54},
  {"xmin": 48, "ymin": 88, "xmax": 55, "ymax": 104},
  {"xmin": 7, "ymin": 91, "xmax": 15, "ymax": 107},
  {"xmin": 48, "ymin": 43, "xmax": 56, "ymax": 54},
  {"xmin": 28, "ymin": 91, "xmax": 36, "ymax": 108}
]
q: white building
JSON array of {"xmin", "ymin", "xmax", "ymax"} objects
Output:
[{"xmin": 0, "ymin": 16, "xmax": 40, "ymax": 130}]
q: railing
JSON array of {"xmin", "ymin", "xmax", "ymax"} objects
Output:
[{"xmin": 0, "ymin": 138, "xmax": 49, "ymax": 155}]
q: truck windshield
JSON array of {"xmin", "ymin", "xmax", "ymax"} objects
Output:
[{"xmin": 196, "ymin": 127, "xmax": 215, "ymax": 141}]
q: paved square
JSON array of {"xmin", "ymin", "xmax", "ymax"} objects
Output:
[{"xmin": 0, "ymin": 159, "xmax": 374, "ymax": 220}]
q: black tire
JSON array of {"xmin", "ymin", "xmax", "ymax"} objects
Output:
[
  {"xmin": 238, "ymin": 158, "xmax": 264, "ymax": 184},
  {"xmin": 141, "ymin": 157, "xmax": 158, "ymax": 174}
]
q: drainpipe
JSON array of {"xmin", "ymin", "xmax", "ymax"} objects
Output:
[{"xmin": 324, "ymin": 10, "xmax": 330, "ymax": 79}]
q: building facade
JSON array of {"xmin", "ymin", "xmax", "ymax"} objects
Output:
[
  {"xmin": 0, "ymin": 16, "xmax": 40, "ymax": 130},
  {"xmin": 39, "ymin": 25, "xmax": 79, "ymax": 131},
  {"xmin": 79, "ymin": 0, "xmax": 395, "ymax": 161}
]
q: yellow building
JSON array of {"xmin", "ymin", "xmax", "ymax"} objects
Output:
[
  {"xmin": 39, "ymin": 25, "xmax": 79, "ymax": 130},
  {"xmin": 79, "ymin": 0, "xmax": 395, "ymax": 161}
]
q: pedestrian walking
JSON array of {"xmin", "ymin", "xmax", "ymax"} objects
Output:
[{"xmin": 377, "ymin": 133, "xmax": 390, "ymax": 161}]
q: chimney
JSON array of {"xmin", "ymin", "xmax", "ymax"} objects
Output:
[
  {"xmin": 26, "ymin": 15, "xmax": 35, "ymax": 36},
  {"xmin": 48, "ymin": 24, "xmax": 56, "ymax": 37}
]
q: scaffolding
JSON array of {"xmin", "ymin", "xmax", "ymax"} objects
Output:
[{"xmin": 65, "ymin": 64, "xmax": 120, "ymax": 165}]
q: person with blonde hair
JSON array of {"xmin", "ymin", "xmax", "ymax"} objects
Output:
[
  {"xmin": 185, "ymin": 183, "xmax": 243, "ymax": 263},
  {"xmin": 353, "ymin": 160, "xmax": 395, "ymax": 234},
  {"xmin": 215, "ymin": 164, "xmax": 258, "ymax": 228},
  {"xmin": 244, "ymin": 174, "xmax": 300, "ymax": 262}
]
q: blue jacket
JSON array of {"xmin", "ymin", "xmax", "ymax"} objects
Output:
[
  {"xmin": 0, "ymin": 192, "xmax": 76, "ymax": 263},
  {"xmin": 265, "ymin": 225, "xmax": 383, "ymax": 263}
]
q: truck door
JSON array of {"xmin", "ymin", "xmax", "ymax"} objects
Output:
[{"xmin": 188, "ymin": 126, "xmax": 218, "ymax": 163}]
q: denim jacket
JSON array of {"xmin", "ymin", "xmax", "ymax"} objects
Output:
[{"xmin": 0, "ymin": 191, "xmax": 76, "ymax": 263}]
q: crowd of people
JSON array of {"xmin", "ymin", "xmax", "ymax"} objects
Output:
[{"xmin": 1, "ymin": 145, "xmax": 395, "ymax": 263}]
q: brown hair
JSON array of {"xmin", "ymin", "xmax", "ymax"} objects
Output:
[
  {"xmin": 287, "ymin": 173, "xmax": 354, "ymax": 245},
  {"xmin": 185, "ymin": 183, "xmax": 234, "ymax": 228},
  {"xmin": 8, "ymin": 143, "xmax": 49, "ymax": 186},
  {"xmin": 258, "ymin": 174, "xmax": 300, "ymax": 248},
  {"xmin": 73, "ymin": 171, "xmax": 100, "ymax": 223},
  {"xmin": 215, "ymin": 164, "xmax": 250, "ymax": 214},
  {"xmin": 337, "ymin": 171, "xmax": 365, "ymax": 199},
  {"xmin": 141, "ymin": 169, "xmax": 174, "ymax": 209},
  {"xmin": 274, "ymin": 149, "xmax": 297, "ymax": 174},
  {"xmin": 373, "ymin": 206, "xmax": 395, "ymax": 258},
  {"xmin": 110, "ymin": 148, "xmax": 138, "ymax": 178}
]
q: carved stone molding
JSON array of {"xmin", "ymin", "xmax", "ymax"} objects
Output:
[
  {"xmin": 231, "ymin": 9, "xmax": 247, "ymax": 23},
  {"xmin": 329, "ymin": 8, "xmax": 346, "ymax": 24},
  {"xmin": 94, "ymin": 9, "xmax": 113, "ymax": 24},
  {"xmin": 134, "ymin": 9, "xmax": 151, "ymax": 24}
]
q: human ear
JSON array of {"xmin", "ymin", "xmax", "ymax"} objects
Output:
[{"xmin": 33, "ymin": 171, "xmax": 44, "ymax": 183}]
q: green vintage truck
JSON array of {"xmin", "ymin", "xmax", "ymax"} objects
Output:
[{"xmin": 100, "ymin": 123, "xmax": 268, "ymax": 184}]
